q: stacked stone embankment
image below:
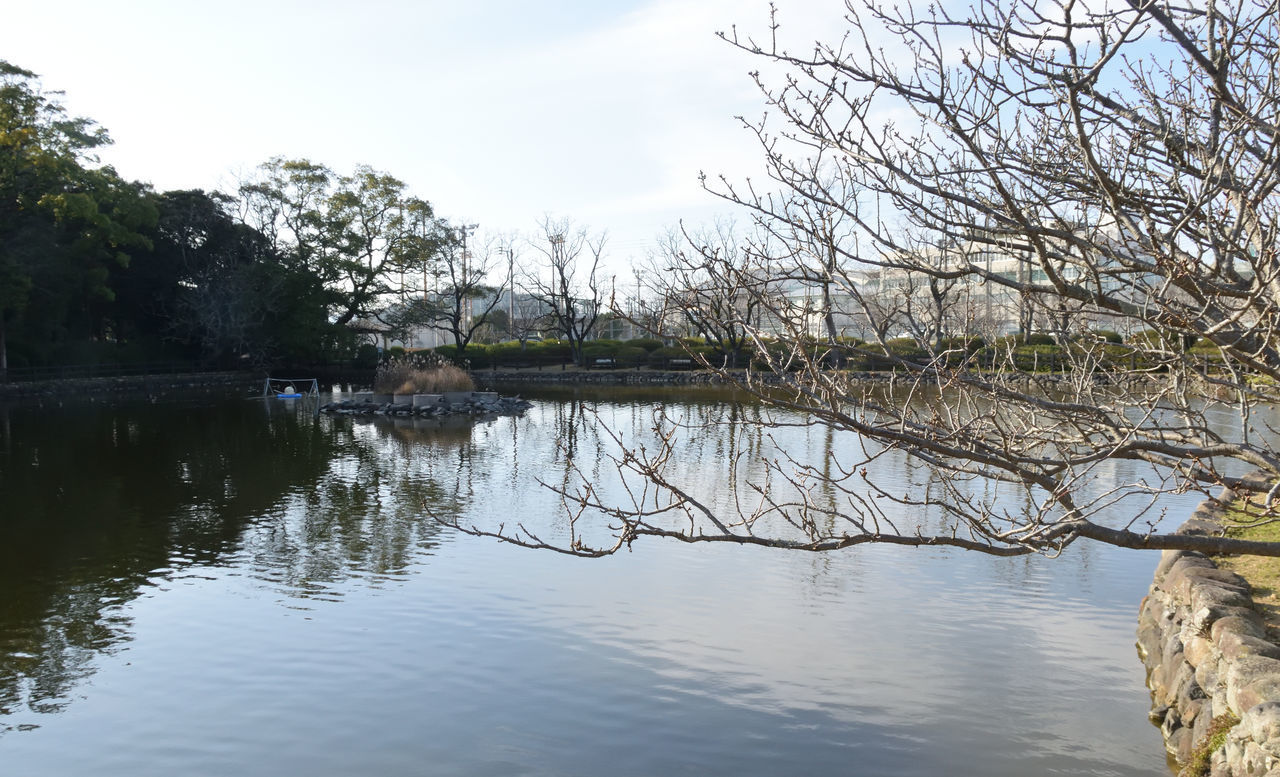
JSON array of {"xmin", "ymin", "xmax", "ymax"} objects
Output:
[
  {"xmin": 321, "ymin": 391, "xmax": 532, "ymax": 418},
  {"xmin": 1138, "ymin": 496, "xmax": 1280, "ymax": 775}
]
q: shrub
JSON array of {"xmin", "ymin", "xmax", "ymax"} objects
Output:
[
  {"xmin": 937, "ymin": 335, "xmax": 985, "ymax": 353},
  {"xmin": 992, "ymin": 333, "xmax": 1056, "ymax": 348},
  {"xmin": 530, "ymin": 340, "xmax": 573, "ymax": 363},
  {"xmin": 1127, "ymin": 329, "xmax": 1196, "ymax": 351},
  {"xmin": 624, "ymin": 337, "xmax": 665, "ymax": 352},
  {"xmin": 486, "ymin": 341, "xmax": 527, "ymax": 365},
  {"xmin": 1013, "ymin": 344, "xmax": 1068, "ymax": 371},
  {"xmin": 582, "ymin": 342, "xmax": 619, "ymax": 359},
  {"xmin": 615, "ymin": 345, "xmax": 647, "ymax": 366},
  {"xmin": 884, "ymin": 337, "xmax": 926, "ymax": 355},
  {"xmin": 651, "ymin": 345, "xmax": 707, "ymax": 368},
  {"xmin": 459, "ymin": 343, "xmax": 491, "ymax": 368}
]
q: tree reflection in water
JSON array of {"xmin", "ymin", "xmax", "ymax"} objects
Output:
[{"xmin": 0, "ymin": 397, "xmax": 458, "ymax": 732}]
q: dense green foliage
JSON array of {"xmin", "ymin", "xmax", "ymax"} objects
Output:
[
  {"xmin": 0, "ymin": 62, "xmax": 448, "ymax": 375},
  {"xmin": 1, "ymin": 61, "xmax": 156, "ymax": 371}
]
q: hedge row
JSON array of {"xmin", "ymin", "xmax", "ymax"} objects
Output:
[{"xmin": 394, "ymin": 331, "xmax": 1231, "ymax": 373}]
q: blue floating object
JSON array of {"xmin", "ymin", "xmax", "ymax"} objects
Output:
[{"xmin": 276, "ymin": 393, "xmax": 303, "ymax": 399}]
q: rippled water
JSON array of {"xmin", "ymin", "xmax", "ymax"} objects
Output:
[{"xmin": 0, "ymin": 388, "xmax": 1201, "ymax": 775}]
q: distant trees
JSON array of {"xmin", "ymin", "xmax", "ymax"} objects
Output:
[
  {"xmin": 238, "ymin": 158, "xmax": 447, "ymax": 329},
  {"xmin": 0, "ymin": 62, "xmax": 463, "ymax": 372},
  {"xmin": 647, "ymin": 225, "xmax": 766, "ymax": 368},
  {"xmin": 452, "ymin": 0, "xmax": 1280, "ymax": 560},
  {"xmin": 523, "ymin": 217, "xmax": 607, "ymax": 366},
  {"xmin": 419, "ymin": 225, "xmax": 507, "ymax": 354},
  {"xmin": 137, "ymin": 190, "xmax": 335, "ymax": 366},
  {"xmin": 0, "ymin": 58, "xmax": 627, "ymax": 371}
]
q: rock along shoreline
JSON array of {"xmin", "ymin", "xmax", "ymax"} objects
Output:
[
  {"xmin": 1138, "ymin": 488, "xmax": 1280, "ymax": 776},
  {"xmin": 320, "ymin": 390, "xmax": 532, "ymax": 419}
]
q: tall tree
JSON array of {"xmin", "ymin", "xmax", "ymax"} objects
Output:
[
  {"xmin": 137, "ymin": 189, "xmax": 332, "ymax": 365},
  {"xmin": 0, "ymin": 61, "xmax": 154, "ymax": 373},
  {"xmin": 420, "ymin": 224, "xmax": 507, "ymax": 353},
  {"xmin": 647, "ymin": 224, "xmax": 768, "ymax": 368},
  {"xmin": 524, "ymin": 217, "xmax": 606, "ymax": 366},
  {"xmin": 237, "ymin": 158, "xmax": 443, "ymax": 330}
]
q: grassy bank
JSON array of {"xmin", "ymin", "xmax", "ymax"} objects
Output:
[{"xmin": 1215, "ymin": 505, "xmax": 1280, "ymax": 639}]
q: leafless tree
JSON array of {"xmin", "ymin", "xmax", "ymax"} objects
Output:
[
  {"xmin": 524, "ymin": 217, "xmax": 607, "ymax": 366},
  {"xmin": 645, "ymin": 224, "xmax": 775, "ymax": 367},
  {"xmin": 419, "ymin": 225, "xmax": 507, "ymax": 354},
  {"xmin": 445, "ymin": 0, "xmax": 1280, "ymax": 559}
]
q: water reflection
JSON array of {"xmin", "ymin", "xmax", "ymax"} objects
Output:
[
  {"xmin": 0, "ymin": 398, "xmax": 458, "ymax": 731},
  {"xmin": 0, "ymin": 389, "xmax": 1208, "ymax": 776}
]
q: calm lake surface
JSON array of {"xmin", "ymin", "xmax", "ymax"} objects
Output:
[{"xmin": 0, "ymin": 386, "xmax": 1203, "ymax": 775}]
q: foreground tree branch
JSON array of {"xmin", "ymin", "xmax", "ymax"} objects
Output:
[{"xmin": 449, "ymin": 0, "xmax": 1280, "ymax": 558}]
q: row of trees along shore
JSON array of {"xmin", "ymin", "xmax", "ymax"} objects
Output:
[
  {"xmin": 439, "ymin": 0, "xmax": 1280, "ymax": 562},
  {"xmin": 0, "ymin": 60, "xmax": 611, "ymax": 377}
]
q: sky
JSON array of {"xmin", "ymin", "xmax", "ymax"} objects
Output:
[{"xmin": 1, "ymin": 0, "xmax": 851, "ymax": 276}]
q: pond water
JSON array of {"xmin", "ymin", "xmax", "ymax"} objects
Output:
[{"xmin": 0, "ymin": 387, "xmax": 1201, "ymax": 775}]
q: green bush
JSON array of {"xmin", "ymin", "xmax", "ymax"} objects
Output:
[
  {"xmin": 937, "ymin": 336, "xmax": 986, "ymax": 353},
  {"xmin": 992, "ymin": 333, "xmax": 1056, "ymax": 349},
  {"xmin": 615, "ymin": 346, "xmax": 647, "ymax": 366},
  {"xmin": 624, "ymin": 337, "xmax": 665, "ymax": 352},
  {"xmin": 1127, "ymin": 329, "xmax": 1196, "ymax": 351},
  {"xmin": 459, "ymin": 343, "xmax": 491, "ymax": 367},
  {"xmin": 582, "ymin": 342, "xmax": 619, "ymax": 359},
  {"xmin": 1013, "ymin": 344, "xmax": 1068, "ymax": 371},
  {"xmin": 529, "ymin": 339, "xmax": 573, "ymax": 364},
  {"xmin": 486, "ymin": 341, "xmax": 528, "ymax": 365},
  {"xmin": 884, "ymin": 337, "xmax": 926, "ymax": 357}
]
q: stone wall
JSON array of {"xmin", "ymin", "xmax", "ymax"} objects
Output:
[
  {"xmin": 0, "ymin": 371, "xmax": 257, "ymax": 399},
  {"xmin": 1138, "ymin": 495, "xmax": 1280, "ymax": 776}
]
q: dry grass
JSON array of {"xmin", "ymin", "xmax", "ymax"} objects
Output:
[
  {"xmin": 395, "ymin": 365, "xmax": 475, "ymax": 394},
  {"xmin": 374, "ymin": 356, "xmax": 475, "ymax": 394},
  {"xmin": 1214, "ymin": 502, "xmax": 1280, "ymax": 640}
]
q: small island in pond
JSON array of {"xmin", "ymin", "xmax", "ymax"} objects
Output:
[{"xmin": 321, "ymin": 390, "xmax": 532, "ymax": 419}]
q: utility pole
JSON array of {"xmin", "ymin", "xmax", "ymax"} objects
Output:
[
  {"xmin": 507, "ymin": 245, "xmax": 515, "ymax": 342},
  {"xmin": 458, "ymin": 222, "xmax": 479, "ymax": 329}
]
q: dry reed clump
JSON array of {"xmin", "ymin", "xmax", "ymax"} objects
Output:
[{"xmin": 374, "ymin": 354, "xmax": 474, "ymax": 394}]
